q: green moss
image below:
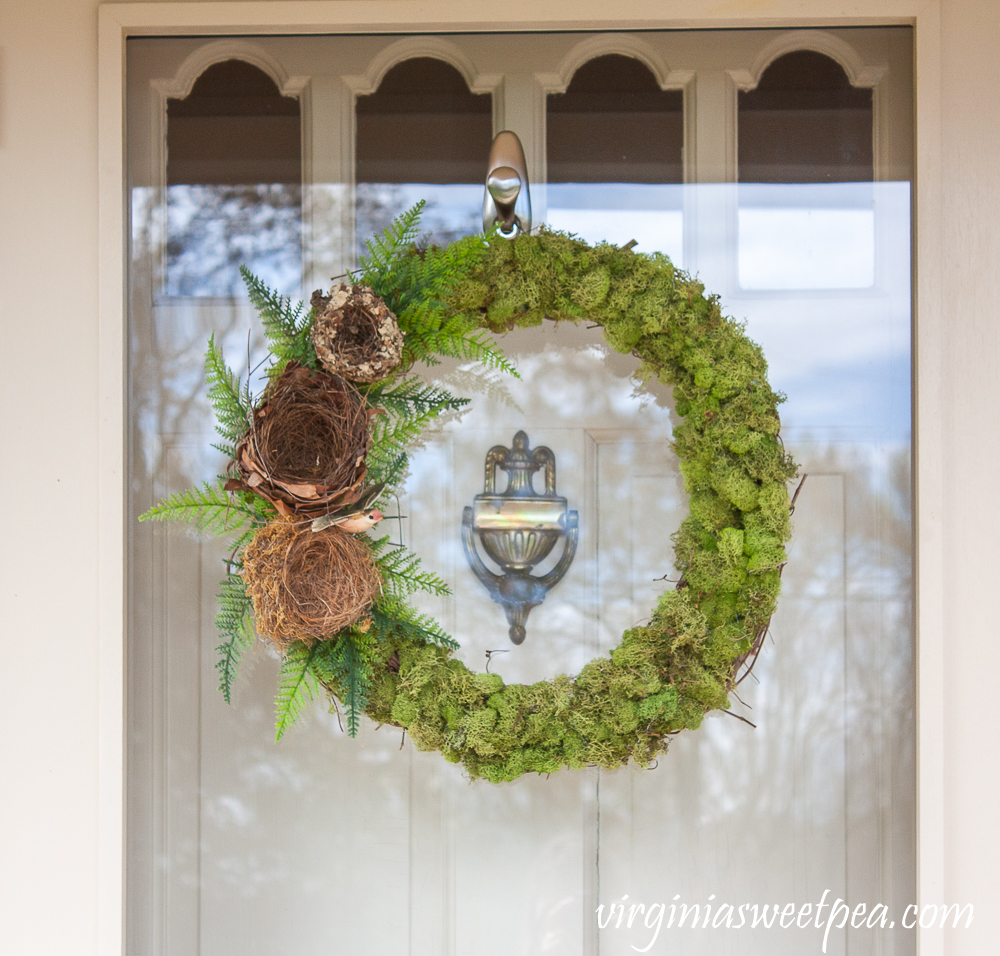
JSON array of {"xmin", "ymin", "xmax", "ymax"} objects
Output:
[{"xmin": 338, "ymin": 229, "xmax": 798, "ymax": 781}]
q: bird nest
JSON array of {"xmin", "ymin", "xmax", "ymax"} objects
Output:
[
  {"xmin": 242, "ymin": 517, "xmax": 381, "ymax": 647},
  {"xmin": 311, "ymin": 284, "xmax": 405, "ymax": 383},
  {"xmin": 226, "ymin": 362, "xmax": 374, "ymax": 517}
]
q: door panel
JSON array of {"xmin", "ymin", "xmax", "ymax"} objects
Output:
[{"xmin": 127, "ymin": 29, "xmax": 913, "ymax": 956}]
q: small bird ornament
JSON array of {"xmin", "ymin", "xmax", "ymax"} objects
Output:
[{"xmin": 310, "ymin": 482, "xmax": 385, "ymax": 534}]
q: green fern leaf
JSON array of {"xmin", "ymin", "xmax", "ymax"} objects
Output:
[
  {"xmin": 364, "ymin": 376, "xmax": 470, "ymax": 490},
  {"xmin": 366, "ymin": 378, "xmax": 468, "ymax": 418},
  {"xmin": 373, "ymin": 543, "xmax": 452, "ymax": 598},
  {"xmin": 215, "ymin": 572, "xmax": 255, "ymax": 704},
  {"xmin": 313, "ymin": 632, "xmax": 374, "ymax": 737},
  {"xmin": 357, "ymin": 201, "xmax": 426, "ymax": 289},
  {"xmin": 369, "ymin": 601, "xmax": 458, "ymax": 650},
  {"xmin": 240, "ymin": 267, "xmax": 316, "ymax": 374},
  {"xmin": 138, "ymin": 479, "xmax": 255, "ymax": 537},
  {"xmin": 274, "ymin": 643, "xmax": 319, "ymax": 740},
  {"xmin": 205, "ymin": 334, "xmax": 251, "ymax": 447}
]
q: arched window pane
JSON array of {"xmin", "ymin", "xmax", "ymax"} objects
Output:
[
  {"xmin": 545, "ymin": 54, "xmax": 683, "ymax": 264},
  {"xmin": 355, "ymin": 57, "xmax": 492, "ymax": 250},
  {"xmin": 737, "ymin": 52, "xmax": 877, "ymax": 291},
  {"xmin": 165, "ymin": 60, "xmax": 302, "ymax": 296},
  {"xmin": 738, "ymin": 51, "xmax": 873, "ymax": 183},
  {"xmin": 547, "ymin": 54, "xmax": 682, "ymax": 184}
]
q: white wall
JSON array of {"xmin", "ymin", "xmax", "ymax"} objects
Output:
[
  {"xmin": 0, "ymin": 1, "xmax": 101, "ymax": 951},
  {"xmin": 939, "ymin": 0, "xmax": 1000, "ymax": 944},
  {"xmin": 0, "ymin": 1, "xmax": 997, "ymax": 953}
]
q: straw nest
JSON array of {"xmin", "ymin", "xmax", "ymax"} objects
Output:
[
  {"xmin": 311, "ymin": 284, "xmax": 404, "ymax": 384},
  {"xmin": 225, "ymin": 361, "xmax": 374, "ymax": 517},
  {"xmin": 243, "ymin": 517, "xmax": 381, "ymax": 647}
]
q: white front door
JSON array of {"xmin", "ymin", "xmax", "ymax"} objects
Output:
[{"xmin": 127, "ymin": 28, "xmax": 914, "ymax": 955}]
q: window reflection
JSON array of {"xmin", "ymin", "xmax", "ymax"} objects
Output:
[
  {"xmin": 355, "ymin": 57, "xmax": 491, "ymax": 252},
  {"xmin": 738, "ymin": 50, "xmax": 873, "ymax": 183},
  {"xmin": 545, "ymin": 54, "xmax": 684, "ymax": 263},
  {"xmin": 738, "ymin": 183, "xmax": 876, "ymax": 289},
  {"xmin": 165, "ymin": 59, "xmax": 302, "ymax": 297},
  {"xmin": 737, "ymin": 51, "xmax": 877, "ymax": 291}
]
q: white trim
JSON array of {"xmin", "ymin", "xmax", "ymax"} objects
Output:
[
  {"xmin": 97, "ymin": 11, "xmax": 127, "ymax": 956},
  {"xmin": 151, "ymin": 37, "xmax": 308, "ymax": 99},
  {"xmin": 342, "ymin": 35, "xmax": 501, "ymax": 97},
  {"xmin": 912, "ymin": 7, "xmax": 945, "ymax": 955},
  {"xmin": 538, "ymin": 32, "xmax": 683, "ymax": 91},
  {"xmin": 728, "ymin": 29, "xmax": 874, "ymax": 89},
  {"xmin": 98, "ymin": 7, "xmax": 943, "ymax": 956}
]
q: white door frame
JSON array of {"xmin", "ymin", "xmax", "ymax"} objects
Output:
[{"xmin": 97, "ymin": 3, "xmax": 943, "ymax": 955}]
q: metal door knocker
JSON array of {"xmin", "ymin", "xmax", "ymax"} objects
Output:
[{"xmin": 462, "ymin": 432, "xmax": 578, "ymax": 644}]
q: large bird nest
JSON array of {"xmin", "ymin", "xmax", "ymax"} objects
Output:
[
  {"xmin": 225, "ymin": 361, "xmax": 374, "ymax": 517},
  {"xmin": 243, "ymin": 517, "xmax": 382, "ymax": 647}
]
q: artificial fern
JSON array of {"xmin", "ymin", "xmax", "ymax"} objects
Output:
[
  {"xmin": 355, "ymin": 200, "xmax": 426, "ymax": 291},
  {"xmin": 205, "ymin": 334, "xmax": 252, "ymax": 457},
  {"xmin": 274, "ymin": 643, "xmax": 319, "ymax": 741},
  {"xmin": 358, "ymin": 212, "xmax": 517, "ymax": 378},
  {"xmin": 365, "ymin": 378, "xmax": 468, "ymax": 419},
  {"xmin": 367, "ymin": 533, "xmax": 452, "ymax": 599},
  {"xmin": 312, "ymin": 631, "xmax": 376, "ymax": 737},
  {"xmin": 369, "ymin": 600, "xmax": 459, "ymax": 650},
  {"xmin": 364, "ymin": 381, "xmax": 466, "ymax": 489},
  {"xmin": 240, "ymin": 265, "xmax": 317, "ymax": 374},
  {"xmin": 215, "ymin": 571, "xmax": 255, "ymax": 704},
  {"xmin": 146, "ymin": 202, "xmax": 522, "ymax": 740},
  {"xmin": 139, "ymin": 478, "xmax": 257, "ymax": 536}
]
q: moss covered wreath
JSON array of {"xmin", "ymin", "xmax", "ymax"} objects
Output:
[{"xmin": 141, "ymin": 203, "xmax": 797, "ymax": 783}]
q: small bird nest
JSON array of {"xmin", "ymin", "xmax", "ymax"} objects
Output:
[
  {"xmin": 243, "ymin": 517, "xmax": 382, "ymax": 647},
  {"xmin": 311, "ymin": 284, "xmax": 404, "ymax": 384},
  {"xmin": 225, "ymin": 361, "xmax": 374, "ymax": 517}
]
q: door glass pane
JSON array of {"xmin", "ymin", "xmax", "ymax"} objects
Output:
[
  {"xmin": 127, "ymin": 29, "xmax": 914, "ymax": 956},
  {"xmin": 545, "ymin": 53, "xmax": 684, "ymax": 265},
  {"xmin": 164, "ymin": 59, "xmax": 302, "ymax": 296},
  {"xmin": 736, "ymin": 52, "xmax": 878, "ymax": 291},
  {"xmin": 355, "ymin": 56, "xmax": 491, "ymax": 251},
  {"xmin": 738, "ymin": 50, "xmax": 874, "ymax": 183}
]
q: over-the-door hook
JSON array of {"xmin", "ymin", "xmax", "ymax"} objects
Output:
[{"xmin": 483, "ymin": 131, "xmax": 531, "ymax": 237}]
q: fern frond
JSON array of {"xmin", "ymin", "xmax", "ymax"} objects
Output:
[
  {"xmin": 370, "ymin": 600, "xmax": 458, "ymax": 650},
  {"xmin": 138, "ymin": 479, "xmax": 254, "ymax": 537},
  {"xmin": 274, "ymin": 642, "xmax": 319, "ymax": 741},
  {"xmin": 357, "ymin": 201, "xmax": 426, "ymax": 289},
  {"xmin": 363, "ymin": 376, "xmax": 469, "ymax": 490},
  {"xmin": 240, "ymin": 266, "xmax": 316, "ymax": 373},
  {"xmin": 365, "ymin": 378, "xmax": 468, "ymax": 418},
  {"xmin": 226, "ymin": 524, "xmax": 258, "ymax": 561},
  {"xmin": 365, "ymin": 449, "xmax": 410, "ymax": 490},
  {"xmin": 215, "ymin": 572, "xmax": 255, "ymax": 704},
  {"xmin": 373, "ymin": 544, "xmax": 452, "ymax": 598},
  {"xmin": 312, "ymin": 631, "xmax": 375, "ymax": 737},
  {"xmin": 205, "ymin": 334, "xmax": 251, "ymax": 447}
]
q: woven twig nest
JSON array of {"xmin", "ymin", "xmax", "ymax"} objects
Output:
[
  {"xmin": 311, "ymin": 284, "xmax": 404, "ymax": 384},
  {"xmin": 243, "ymin": 517, "xmax": 381, "ymax": 647},
  {"xmin": 225, "ymin": 362, "xmax": 374, "ymax": 518}
]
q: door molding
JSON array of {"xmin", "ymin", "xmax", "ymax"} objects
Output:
[{"xmin": 98, "ymin": 6, "xmax": 943, "ymax": 956}]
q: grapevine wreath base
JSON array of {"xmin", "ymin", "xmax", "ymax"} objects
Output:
[{"xmin": 142, "ymin": 205, "xmax": 797, "ymax": 783}]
